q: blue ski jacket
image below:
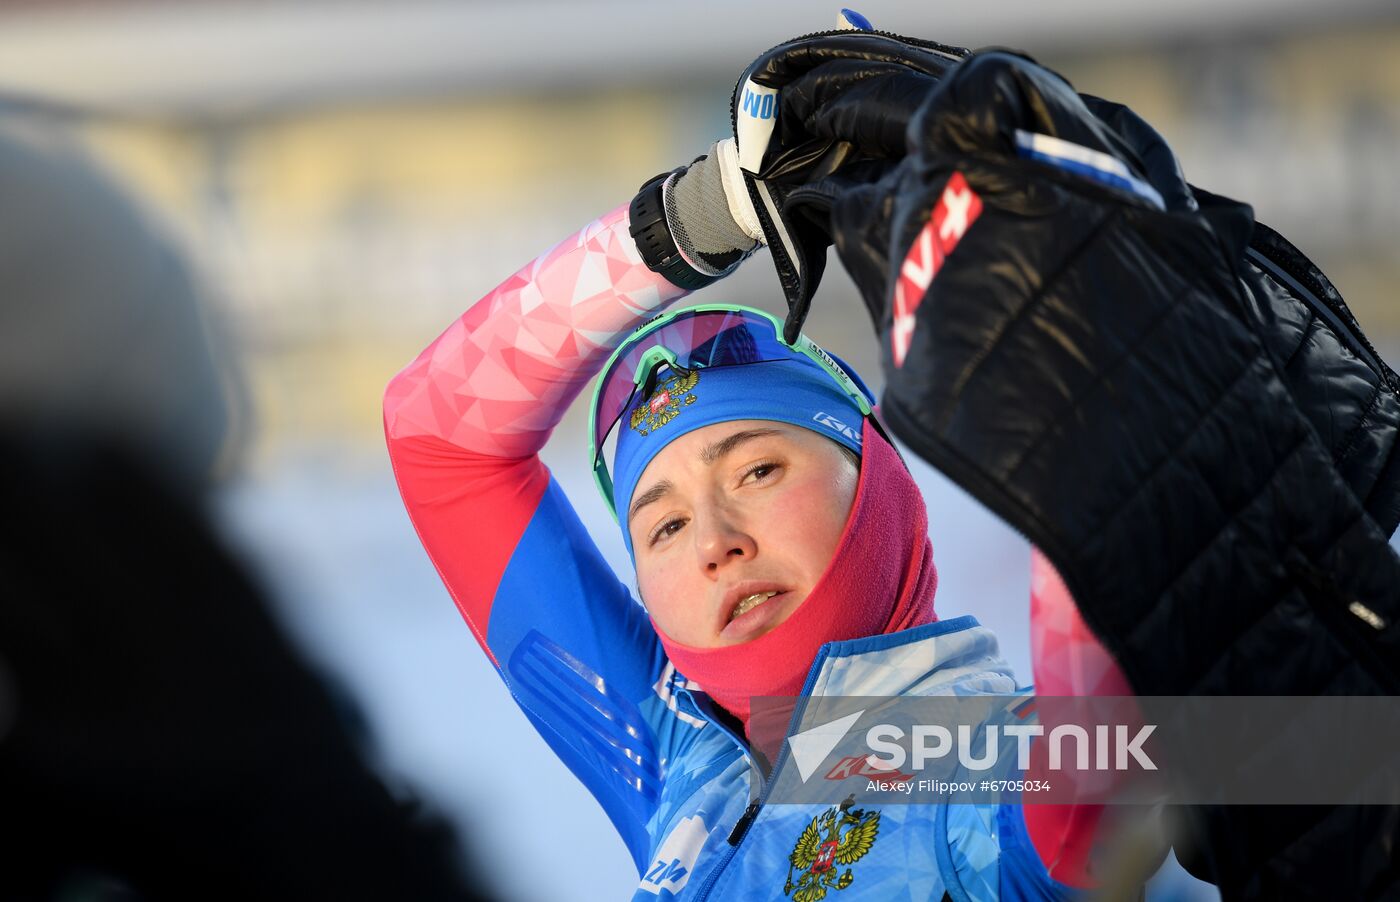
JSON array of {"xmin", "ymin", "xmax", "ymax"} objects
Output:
[{"xmin": 383, "ymin": 203, "xmax": 1086, "ymax": 900}]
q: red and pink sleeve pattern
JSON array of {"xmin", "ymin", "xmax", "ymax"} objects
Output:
[
  {"xmin": 383, "ymin": 203, "xmax": 687, "ymax": 665},
  {"xmin": 383, "ymin": 204, "xmax": 693, "ymax": 865},
  {"xmin": 384, "ymin": 204, "xmax": 686, "ymax": 458}
]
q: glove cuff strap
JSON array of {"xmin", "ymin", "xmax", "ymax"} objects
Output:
[{"xmin": 628, "ymin": 170, "xmax": 723, "ymax": 292}]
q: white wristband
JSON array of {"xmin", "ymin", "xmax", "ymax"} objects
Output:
[{"xmin": 715, "ymin": 137, "xmax": 766, "ymax": 245}]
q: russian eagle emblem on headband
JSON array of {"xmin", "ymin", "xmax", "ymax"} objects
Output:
[
  {"xmin": 783, "ymin": 797, "xmax": 881, "ymax": 901},
  {"xmin": 629, "ymin": 370, "xmax": 699, "ymax": 436}
]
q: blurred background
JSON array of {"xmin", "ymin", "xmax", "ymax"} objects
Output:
[{"xmin": 1, "ymin": 1, "xmax": 1396, "ymax": 899}]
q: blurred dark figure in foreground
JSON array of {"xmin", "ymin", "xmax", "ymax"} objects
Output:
[{"xmin": 0, "ymin": 121, "xmax": 488, "ymax": 901}]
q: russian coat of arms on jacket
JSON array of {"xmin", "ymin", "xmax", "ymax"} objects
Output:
[{"xmin": 783, "ymin": 797, "xmax": 881, "ymax": 902}]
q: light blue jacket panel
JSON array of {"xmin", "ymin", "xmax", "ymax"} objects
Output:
[{"xmin": 633, "ymin": 617, "xmax": 1081, "ymax": 901}]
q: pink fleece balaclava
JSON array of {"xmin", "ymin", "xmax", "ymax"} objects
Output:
[{"xmin": 654, "ymin": 417, "xmax": 938, "ymax": 741}]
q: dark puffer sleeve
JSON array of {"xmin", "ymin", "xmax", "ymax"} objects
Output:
[{"xmin": 827, "ymin": 49, "xmax": 1400, "ymax": 899}]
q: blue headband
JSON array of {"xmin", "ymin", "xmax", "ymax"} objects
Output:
[{"xmin": 613, "ymin": 352, "xmax": 873, "ymax": 558}]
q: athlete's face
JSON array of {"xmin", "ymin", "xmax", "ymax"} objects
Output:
[{"xmin": 628, "ymin": 419, "xmax": 859, "ymax": 649}]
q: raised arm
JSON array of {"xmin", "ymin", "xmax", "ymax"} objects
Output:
[
  {"xmin": 383, "ymin": 202, "xmax": 684, "ymax": 865},
  {"xmin": 383, "ymin": 144, "xmax": 762, "ymax": 868}
]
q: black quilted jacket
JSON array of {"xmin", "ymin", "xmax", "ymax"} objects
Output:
[{"xmin": 823, "ymin": 52, "xmax": 1400, "ymax": 901}]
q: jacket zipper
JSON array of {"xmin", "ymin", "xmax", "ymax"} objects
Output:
[
  {"xmin": 1284, "ymin": 549, "xmax": 1398, "ymax": 693},
  {"xmin": 691, "ymin": 645, "xmax": 834, "ymax": 900},
  {"xmin": 726, "ymin": 801, "xmax": 762, "ymax": 845},
  {"xmin": 1245, "ymin": 244, "xmax": 1394, "ymax": 392}
]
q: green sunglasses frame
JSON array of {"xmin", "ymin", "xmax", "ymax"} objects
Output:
[{"xmin": 587, "ymin": 303, "xmax": 874, "ymax": 522}]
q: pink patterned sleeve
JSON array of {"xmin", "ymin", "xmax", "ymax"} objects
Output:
[
  {"xmin": 1029, "ymin": 548, "xmax": 1131, "ymax": 697},
  {"xmin": 1024, "ymin": 547, "xmax": 1136, "ymax": 887},
  {"xmin": 383, "ymin": 205, "xmax": 702, "ymax": 861},
  {"xmin": 382, "ymin": 203, "xmax": 690, "ymax": 666},
  {"xmin": 384, "ymin": 204, "xmax": 687, "ymax": 457}
]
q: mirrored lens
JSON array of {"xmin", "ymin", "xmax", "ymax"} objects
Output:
[{"xmin": 592, "ymin": 310, "xmax": 790, "ymax": 457}]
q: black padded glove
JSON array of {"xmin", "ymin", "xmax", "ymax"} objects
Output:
[{"xmin": 728, "ymin": 28, "xmax": 968, "ymax": 341}]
